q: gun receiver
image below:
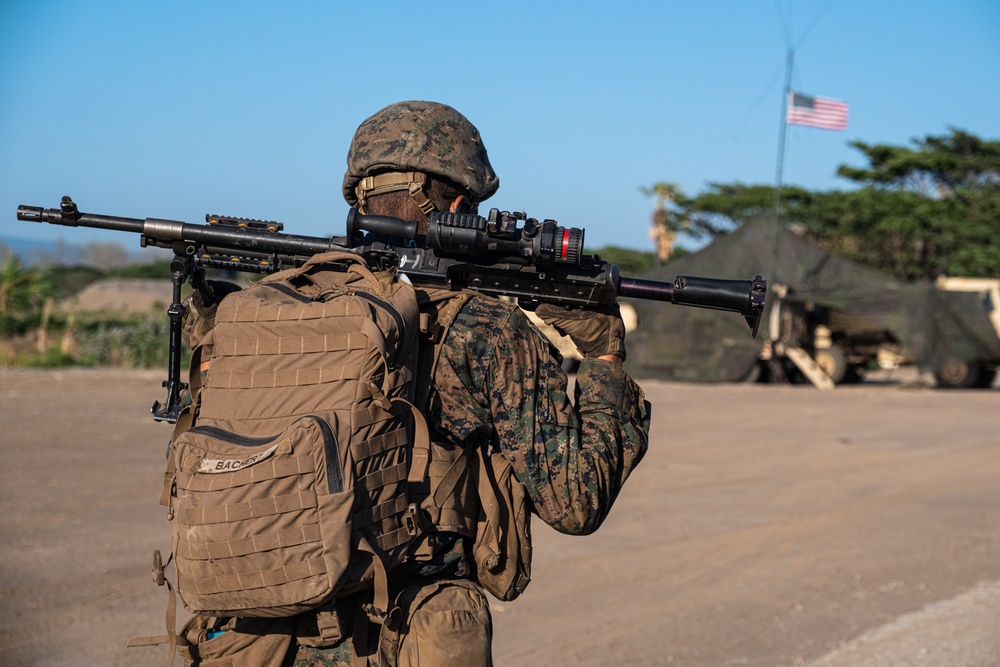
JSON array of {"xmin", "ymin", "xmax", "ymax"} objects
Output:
[{"xmin": 18, "ymin": 197, "xmax": 767, "ymax": 420}]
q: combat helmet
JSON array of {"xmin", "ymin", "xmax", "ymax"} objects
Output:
[{"xmin": 343, "ymin": 101, "xmax": 500, "ymax": 213}]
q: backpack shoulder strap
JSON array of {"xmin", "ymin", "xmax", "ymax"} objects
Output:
[
  {"xmin": 407, "ymin": 288, "xmax": 476, "ymax": 486},
  {"xmin": 412, "ymin": 287, "xmax": 476, "ymax": 408}
]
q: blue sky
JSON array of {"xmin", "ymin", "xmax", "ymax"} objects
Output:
[{"xmin": 2, "ymin": 0, "xmax": 998, "ymax": 257}]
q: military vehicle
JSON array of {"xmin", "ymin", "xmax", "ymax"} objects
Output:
[
  {"xmin": 931, "ymin": 277, "xmax": 1000, "ymax": 388},
  {"xmin": 625, "ymin": 219, "xmax": 1000, "ymax": 390}
]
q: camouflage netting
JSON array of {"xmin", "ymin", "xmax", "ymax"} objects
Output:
[{"xmin": 624, "ymin": 217, "xmax": 1000, "ymax": 382}]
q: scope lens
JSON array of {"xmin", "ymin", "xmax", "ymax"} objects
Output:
[{"xmin": 555, "ymin": 226, "xmax": 584, "ymax": 265}]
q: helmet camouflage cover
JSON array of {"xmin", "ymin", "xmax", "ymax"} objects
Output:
[{"xmin": 343, "ymin": 101, "xmax": 500, "ymax": 208}]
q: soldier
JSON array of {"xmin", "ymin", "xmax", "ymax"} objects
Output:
[
  {"xmin": 185, "ymin": 101, "xmax": 651, "ymax": 666},
  {"xmin": 295, "ymin": 100, "xmax": 650, "ymax": 665}
]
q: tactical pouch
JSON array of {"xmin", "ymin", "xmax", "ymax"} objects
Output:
[
  {"xmin": 410, "ymin": 287, "xmax": 533, "ymax": 602},
  {"xmin": 473, "ymin": 451, "xmax": 532, "ymax": 602},
  {"xmin": 377, "ymin": 578, "xmax": 493, "ymax": 667},
  {"xmin": 172, "ymin": 415, "xmax": 355, "ymax": 617},
  {"xmin": 176, "ymin": 615, "xmax": 294, "ymax": 667}
]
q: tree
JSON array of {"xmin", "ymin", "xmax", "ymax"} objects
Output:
[
  {"xmin": 592, "ymin": 245, "xmax": 661, "ymax": 276},
  {"xmin": 0, "ymin": 248, "xmax": 54, "ymax": 332},
  {"xmin": 647, "ymin": 129, "xmax": 1000, "ymax": 281},
  {"xmin": 834, "ymin": 129, "xmax": 1000, "ymax": 279},
  {"xmin": 0, "ymin": 248, "xmax": 56, "ymax": 317},
  {"xmin": 837, "ymin": 129, "xmax": 1000, "ymax": 195},
  {"xmin": 642, "ymin": 182, "xmax": 687, "ymax": 261}
]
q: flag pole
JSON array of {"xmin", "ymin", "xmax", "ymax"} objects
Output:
[
  {"xmin": 770, "ymin": 47, "xmax": 794, "ymax": 287},
  {"xmin": 767, "ymin": 47, "xmax": 794, "ymax": 345},
  {"xmin": 774, "ymin": 47, "xmax": 793, "ymax": 227}
]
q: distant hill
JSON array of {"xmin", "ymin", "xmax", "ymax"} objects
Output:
[
  {"xmin": 0, "ymin": 234, "xmax": 171, "ymax": 266},
  {"xmin": 0, "ymin": 235, "xmax": 80, "ymax": 264},
  {"xmin": 61, "ymin": 278, "xmax": 173, "ymax": 313}
]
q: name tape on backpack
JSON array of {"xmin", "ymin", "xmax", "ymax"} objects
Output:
[{"xmin": 197, "ymin": 444, "xmax": 280, "ymax": 474}]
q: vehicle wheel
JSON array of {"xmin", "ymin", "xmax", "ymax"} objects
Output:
[
  {"xmin": 933, "ymin": 359, "xmax": 985, "ymax": 389},
  {"xmin": 814, "ymin": 346, "xmax": 848, "ymax": 384}
]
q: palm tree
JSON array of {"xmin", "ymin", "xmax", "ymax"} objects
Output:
[{"xmin": 0, "ymin": 247, "xmax": 55, "ymax": 317}]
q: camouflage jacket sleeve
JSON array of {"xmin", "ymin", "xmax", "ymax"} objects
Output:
[{"xmin": 434, "ymin": 297, "xmax": 652, "ymax": 536}]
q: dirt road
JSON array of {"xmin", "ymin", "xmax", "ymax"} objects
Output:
[{"xmin": 1, "ymin": 369, "xmax": 998, "ymax": 666}]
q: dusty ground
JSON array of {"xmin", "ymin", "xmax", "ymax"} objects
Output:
[{"xmin": 1, "ymin": 368, "xmax": 998, "ymax": 666}]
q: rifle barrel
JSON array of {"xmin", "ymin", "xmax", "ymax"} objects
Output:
[
  {"xmin": 618, "ymin": 277, "xmax": 675, "ymax": 302},
  {"xmin": 18, "ymin": 201, "xmax": 341, "ymax": 258}
]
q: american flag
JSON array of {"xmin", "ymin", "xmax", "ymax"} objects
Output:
[{"xmin": 786, "ymin": 91, "xmax": 849, "ymax": 130}]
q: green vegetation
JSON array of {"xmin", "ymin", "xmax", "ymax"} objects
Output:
[
  {"xmin": 0, "ymin": 249, "xmax": 185, "ymax": 368},
  {"xmin": 0, "ymin": 248, "xmax": 58, "ymax": 336},
  {"xmin": 70, "ymin": 311, "xmax": 179, "ymax": 368},
  {"xmin": 592, "ymin": 245, "xmax": 663, "ymax": 276},
  {"xmin": 649, "ymin": 129, "xmax": 1000, "ymax": 281}
]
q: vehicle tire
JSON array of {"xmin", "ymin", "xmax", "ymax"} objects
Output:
[
  {"xmin": 814, "ymin": 346, "xmax": 848, "ymax": 384},
  {"xmin": 933, "ymin": 359, "xmax": 985, "ymax": 389}
]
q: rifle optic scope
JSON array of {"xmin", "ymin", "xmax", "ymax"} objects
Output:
[{"xmin": 348, "ymin": 208, "xmax": 585, "ymax": 266}]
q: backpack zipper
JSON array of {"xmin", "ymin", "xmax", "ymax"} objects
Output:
[
  {"xmin": 187, "ymin": 425, "xmax": 279, "ymax": 447},
  {"xmin": 189, "ymin": 417, "xmax": 343, "ymax": 493},
  {"xmin": 310, "ymin": 416, "xmax": 343, "ymax": 494},
  {"xmin": 259, "ymin": 282, "xmax": 315, "ymax": 303},
  {"xmin": 353, "ymin": 290, "xmax": 406, "ymax": 339},
  {"xmin": 260, "ymin": 281, "xmax": 406, "ymax": 339}
]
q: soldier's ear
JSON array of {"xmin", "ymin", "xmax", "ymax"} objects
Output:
[{"xmin": 448, "ymin": 195, "xmax": 478, "ymax": 214}]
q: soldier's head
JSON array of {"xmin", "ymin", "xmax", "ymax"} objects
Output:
[{"xmin": 343, "ymin": 101, "xmax": 499, "ymax": 229}]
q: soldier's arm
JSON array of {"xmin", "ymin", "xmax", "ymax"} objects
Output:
[{"xmin": 488, "ymin": 308, "xmax": 651, "ymax": 535}]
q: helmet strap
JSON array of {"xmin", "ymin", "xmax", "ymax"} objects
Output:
[{"xmin": 355, "ymin": 172, "xmax": 434, "ymax": 215}]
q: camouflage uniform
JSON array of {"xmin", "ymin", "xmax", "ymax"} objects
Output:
[
  {"xmin": 292, "ymin": 293, "xmax": 650, "ymax": 665},
  {"xmin": 431, "ymin": 296, "xmax": 649, "ymax": 536}
]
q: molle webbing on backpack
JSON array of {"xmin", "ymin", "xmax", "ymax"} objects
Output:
[{"xmin": 168, "ymin": 251, "xmax": 423, "ymax": 623}]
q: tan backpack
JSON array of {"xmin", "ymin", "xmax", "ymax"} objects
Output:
[
  {"xmin": 139, "ymin": 258, "xmax": 531, "ymax": 665},
  {"xmin": 162, "ymin": 252, "xmax": 424, "ymax": 631}
]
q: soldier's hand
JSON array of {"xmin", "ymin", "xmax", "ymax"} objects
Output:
[
  {"xmin": 191, "ymin": 280, "xmax": 242, "ymax": 315},
  {"xmin": 534, "ymin": 303, "xmax": 626, "ymax": 362}
]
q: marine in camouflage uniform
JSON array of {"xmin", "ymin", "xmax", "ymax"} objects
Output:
[{"xmin": 185, "ymin": 101, "xmax": 650, "ymax": 667}]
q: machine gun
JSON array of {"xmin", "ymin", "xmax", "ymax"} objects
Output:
[{"xmin": 18, "ymin": 196, "xmax": 767, "ymax": 422}]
